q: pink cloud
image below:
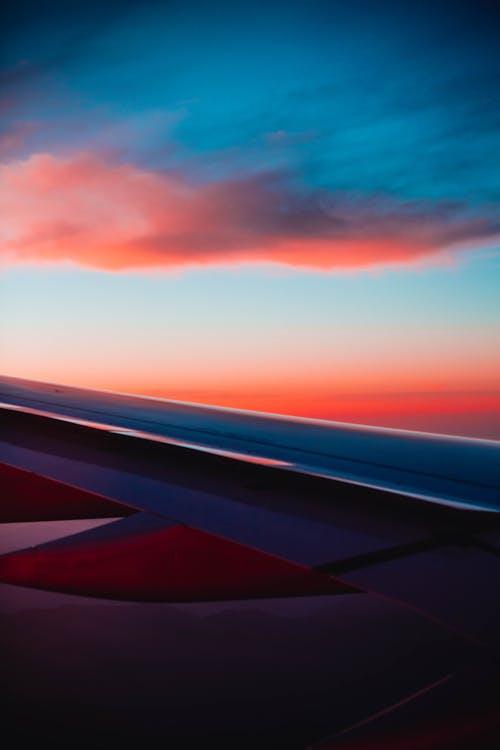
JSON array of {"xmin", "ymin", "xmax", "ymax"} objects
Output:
[{"xmin": 1, "ymin": 151, "xmax": 498, "ymax": 272}]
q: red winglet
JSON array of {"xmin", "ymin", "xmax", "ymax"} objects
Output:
[{"xmin": 0, "ymin": 512, "xmax": 358, "ymax": 602}]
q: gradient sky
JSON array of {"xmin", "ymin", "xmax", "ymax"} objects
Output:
[{"xmin": 1, "ymin": 0, "xmax": 499, "ymax": 437}]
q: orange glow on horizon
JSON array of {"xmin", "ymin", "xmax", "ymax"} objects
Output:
[
  {"xmin": 132, "ymin": 387, "xmax": 500, "ymax": 439},
  {"xmin": 4, "ymin": 367, "xmax": 498, "ymax": 438}
]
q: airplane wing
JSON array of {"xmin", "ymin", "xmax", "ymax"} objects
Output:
[
  {"xmin": 2, "ymin": 374, "xmax": 500, "ymax": 747},
  {"xmin": 1, "ymin": 373, "xmax": 499, "ymax": 636}
]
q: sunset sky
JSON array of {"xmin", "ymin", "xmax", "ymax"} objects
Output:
[{"xmin": 1, "ymin": 0, "xmax": 499, "ymax": 437}]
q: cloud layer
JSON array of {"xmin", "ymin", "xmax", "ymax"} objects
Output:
[{"xmin": 1, "ymin": 152, "xmax": 498, "ymax": 272}]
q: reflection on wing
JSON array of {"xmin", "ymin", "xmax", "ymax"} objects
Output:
[{"xmin": 0, "ymin": 510, "xmax": 352, "ymax": 601}]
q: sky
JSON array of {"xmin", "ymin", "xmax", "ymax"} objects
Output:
[{"xmin": 1, "ymin": 0, "xmax": 499, "ymax": 437}]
